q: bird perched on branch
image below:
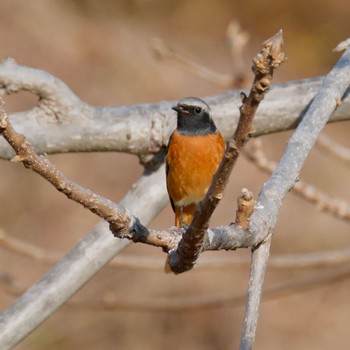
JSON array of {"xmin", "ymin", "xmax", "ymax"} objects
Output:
[{"xmin": 166, "ymin": 97, "xmax": 226, "ymax": 227}]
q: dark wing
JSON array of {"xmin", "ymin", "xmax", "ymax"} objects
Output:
[{"xmin": 166, "ymin": 133, "xmax": 176, "ymax": 213}]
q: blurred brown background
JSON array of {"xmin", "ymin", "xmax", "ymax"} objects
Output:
[{"xmin": 0, "ymin": 1, "xmax": 350, "ymax": 349}]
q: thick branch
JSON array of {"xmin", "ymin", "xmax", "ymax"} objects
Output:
[{"xmin": 1, "ymin": 59, "xmax": 350, "ymax": 160}]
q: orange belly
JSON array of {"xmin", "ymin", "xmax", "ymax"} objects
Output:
[{"xmin": 166, "ymin": 131, "xmax": 225, "ymax": 226}]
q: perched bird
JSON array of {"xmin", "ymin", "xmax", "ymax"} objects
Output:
[{"xmin": 166, "ymin": 97, "xmax": 226, "ymax": 227}]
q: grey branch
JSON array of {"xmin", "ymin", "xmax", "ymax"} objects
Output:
[
  {"xmin": 0, "ymin": 165, "xmax": 168, "ymax": 349},
  {"xmin": 0, "ymin": 58, "xmax": 350, "ymax": 160},
  {"xmin": 239, "ymin": 43, "xmax": 350, "ymax": 350}
]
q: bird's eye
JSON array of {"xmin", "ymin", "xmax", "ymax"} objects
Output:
[{"xmin": 194, "ymin": 107, "xmax": 202, "ymax": 114}]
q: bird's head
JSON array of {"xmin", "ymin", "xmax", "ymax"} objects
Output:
[{"xmin": 172, "ymin": 97, "xmax": 217, "ymax": 135}]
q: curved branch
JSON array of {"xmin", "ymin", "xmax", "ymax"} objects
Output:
[
  {"xmin": 1, "ymin": 59, "xmax": 350, "ymax": 160},
  {"xmin": 0, "ymin": 58, "xmax": 87, "ymax": 118}
]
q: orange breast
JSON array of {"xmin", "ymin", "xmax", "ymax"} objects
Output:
[{"xmin": 166, "ymin": 131, "xmax": 225, "ymax": 209}]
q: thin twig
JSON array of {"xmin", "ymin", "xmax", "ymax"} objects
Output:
[
  {"xmin": 244, "ymin": 139, "xmax": 350, "ymax": 221},
  {"xmin": 0, "ymin": 104, "xmax": 142, "ymax": 237}
]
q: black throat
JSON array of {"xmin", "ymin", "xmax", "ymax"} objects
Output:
[{"xmin": 176, "ymin": 112, "xmax": 218, "ymax": 136}]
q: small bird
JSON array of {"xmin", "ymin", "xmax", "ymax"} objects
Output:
[{"xmin": 166, "ymin": 97, "xmax": 226, "ymax": 227}]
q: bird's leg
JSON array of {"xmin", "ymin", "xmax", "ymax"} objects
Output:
[
  {"xmin": 179, "ymin": 207, "xmax": 190, "ymax": 230},
  {"xmin": 180, "ymin": 206, "xmax": 185, "ymax": 227}
]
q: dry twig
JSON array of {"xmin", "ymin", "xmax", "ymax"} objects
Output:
[{"xmin": 244, "ymin": 139, "xmax": 350, "ymax": 221}]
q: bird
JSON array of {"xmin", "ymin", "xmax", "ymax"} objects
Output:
[{"xmin": 166, "ymin": 97, "xmax": 226, "ymax": 228}]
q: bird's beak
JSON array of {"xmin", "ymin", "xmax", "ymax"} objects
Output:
[
  {"xmin": 171, "ymin": 105, "xmax": 182, "ymax": 113},
  {"xmin": 172, "ymin": 105, "xmax": 190, "ymax": 115}
]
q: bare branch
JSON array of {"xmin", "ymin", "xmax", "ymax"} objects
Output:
[
  {"xmin": 239, "ymin": 39, "xmax": 350, "ymax": 350},
  {"xmin": 0, "ymin": 58, "xmax": 87, "ymax": 120},
  {"xmin": 1, "ymin": 59, "xmax": 350, "ymax": 160},
  {"xmin": 0, "ymin": 105, "xmax": 141, "ymax": 236}
]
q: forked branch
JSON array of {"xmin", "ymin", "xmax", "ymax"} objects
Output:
[{"xmin": 239, "ymin": 38, "xmax": 350, "ymax": 350}]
